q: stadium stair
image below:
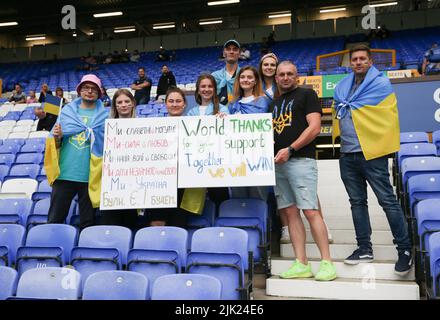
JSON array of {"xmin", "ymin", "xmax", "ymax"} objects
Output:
[{"xmin": 265, "ymin": 160, "xmax": 420, "ymax": 300}]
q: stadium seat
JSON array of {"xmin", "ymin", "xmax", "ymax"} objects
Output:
[
  {"xmin": 397, "ymin": 143, "xmax": 437, "ymax": 171},
  {"xmin": 407, "ymin": 174, "xmax": 440, "ymax": 217},
  {"xmin": 16, "ymin": 224, "xmax": 78, "ymax": 277},
  {"xmin": 20, "ymin": 139, "xmax": 46, "ymax": 153},
  {"xmin": 1, "ymin": 178, "xmax": 38, "ymax": 199},
  {"xmin": 0, "ymin": 144, "xmax": 20, "ymax": 155},
  {"xmin": 151, "ymin": 274, "xmax": 221, "ymax": 300},
  {"xmin": 427, "ymin": 232, "xmax": 440, "ymax": 298},
  {"xmin": 15, "ymin": 153, "xmax": 44, "ymax": 165},
  {"xmin": 187, "ymin": 227, "xmax": 251, "ymax": 300},
  {"xmin": 0, "ymin": 266, "xmax": 18, "ymax": 300},
  {"xmin": 0, "ymin": 165, "xmax": 10, "ymax": 181},
  {"xmin": 401, "ymin": 157, "xmax": 440, "ymax": 195},
  {"xmin": 31, "ymin": 179, "xmax": 52, "ymax": 201},
  {"xmin": 0, "ymin": 198, "xmax": 32, "ymax": 225},
  {"xmin": 15, "ymin": 267, "xmax": 81, "ymax": 300},
  {"xmin": 82, "ymin": 270, "xmax": 149, "ymax": 300},
  {"xmin": 12, "ymin": 126, "xmax": 32, "ymax": 133},
  {"xmin": 127, "ymin": 227, "xmax": 188, "ymax": 295},
  {"xmin": 16, "ymin": 120, "xmax": 35, "ymax": 127},
  {"xmin": 8, "ymin": 132, "xmax": 30, "ymax": 139},
  {"xmin": 0, "ymin": 224, "xmax": 26, "ymax": 267},
  {"xmin": 0, "ymin": 154, "xmax": 15, "ymax": 167},
  {"xmin": 216, "ymin": 198, "xmax": 269, "ymax": 270},
  {"xmin": 6, "ymin": 164, "xmax": 41, "ymax": 180},
  {"xmin": 28, "ymin": 131, "xmax": 50, "ymax": 139},
  {"xmin": 71, "ymin": 226, "xmax": 132, "ymax": 287},
  {"xmin": 186, "ymin": 199, "xmax": 216, "ymax": 248}
]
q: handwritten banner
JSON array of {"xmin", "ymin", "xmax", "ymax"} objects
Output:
[
  {"xmin": 178, "ymin": 114, "xmax": 275, "ymax": 188},
  {"xmin": 100, "ymin": 118, "xmax": 178, "ymax": 210}
]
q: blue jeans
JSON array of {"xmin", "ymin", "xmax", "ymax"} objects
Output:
[{"xmin": 339, "ymin": 152, "xmax": 412, "ymax": 253}]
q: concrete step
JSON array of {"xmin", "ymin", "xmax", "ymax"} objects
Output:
[
  {"xmin": 302, "ymin": 215, "xmax": 391, "ymax": 231},
  {"xmin": 304, "ymin": 229, "xmax": 394, "ymax": 245},
  {"xmin": 318, "ymin": 205, "xmax": 385, "ymax": 217},
  {"xmin": 266, "ymin": 276, "xmax": 419, "ymax": 300},
  {"xmin": 280, "ymin": 243, "xmax": 398, "ymax": 260},
  {"xmin": 270, "ymin": 258, "xmax": 415, "ymax": 281}
]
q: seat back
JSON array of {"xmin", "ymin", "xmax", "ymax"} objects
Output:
[
  {"xmin": 428, "ymin": 232, "xmax": 440, "ymax": 296},
  {"xmin": 415, "ymin": 199, "xmax": 440, "ymax": 252},
  {"xmin": 397, "ymin": 143, "xmax": 437, "ymax": 168},
  {"xmin": 401, "ymin": 157, "xmax": 440, "ymax": 191},
  {"xmin": 151, "ymin": 274, "xmax": 221, "ymax": 300},
  {"xmin": 16, "ymin": 267, "xmax": 81, "ymax": 300},
  {"xmin": 82, "ymin": 270, "xmax": 149, "ymax": 300},
  {"xmin": 0, "ymin": 224, "xmax": 25, "ymax": 266},
  {"xmin": 407, "ymin": 174, "xmax": 440, "ymax": 213},
  {"xmin": 0, "ymin": 266, "xmax": 18, "ymax": 299}
]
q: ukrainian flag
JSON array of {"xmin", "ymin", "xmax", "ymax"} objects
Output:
[
  {"xmin": 43, "ymin": 94, "xmax": 62, "ymax": 116},
  {"xmin": 332, "ymin": 66, "xmax": 400, "ymax": 160},
  {"xmin": 44, "ymin": 98, "xmax": 108, "ymax": 208}
]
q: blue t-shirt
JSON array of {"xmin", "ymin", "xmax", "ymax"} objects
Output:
[
  {"xmin": 58, "ymin": 107, "xmax": 97, "ymax": 183},
  {"xmin": 339, "ymin": 80, "xmax": 362, "ymax": 153}
]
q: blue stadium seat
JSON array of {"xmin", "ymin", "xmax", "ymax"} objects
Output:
[
  {"xmin": 400, "ymin": 132, "xmax": 430, "ymax": 144},
  {"xmin": 3, "ymin": 138, "xmax": 26, "ymax": 148},
  {"xmin": 16, "ymin": 224, "xmax": 78, "ymax": 277},
  {"xmin": 186, "ymin": 199, "xmax": 216, "ymax": 248},
  {"xmin": 15, "ymin": 267, "xmax": 81, "ymax": 300},
  {"xmin": 26, "ymin": 198, "xmax": 51, "ymax": 230},
  {"xmin": 407, "ymin": 174, "xmax": 440, "ymax": 217},
  {"xmin": 15, "ymin": 153, "xmax": 44, "ymax": 165},
  {"xmin": 401, "ymin": 157, "xmax": 440, "ymax": 194},
  {"xmin": 20, "ymin": 138, "xmax": 46, "ymax": 154},
  {"xmin": 397, "ymin": 143, "xmax": 437, "ymax": 170},
  {"xmin": 151, "ymin": 274, "xmax": 221, "ymax": 300},
  {"xmin": 0, "ymin": 224, "xmax": 26, "ymax": 267},
  {"xmin": 0, "ymin": 266, "xmax": 18, "ymax": 300},
  {"xmin": 187, "ymin": 227, "xmax": 251, "ymax": 300},
  {"xmin": 6, "ymin": 164, "xmax": 41, "ymax": 180},
  {"xmin": 0, "ymin": 154, "xmax": 15, "ymax": 166},
  {"xmin": 216, "ymin": 198, "xmax": 269, "ymax": 269},
  {"xmin": 427, "ymin": 232, "xmax": 440, "ymax": 298},
  {"xmin": 31, "ymin": 179, "xmax": 52, "ymax": 201},
  {"xmin": 0, "ymin": 198, "xmax": 33, "ymax": 225},
  {"xmin": 82, "ymin": 270, "xmax": 149, "ymax": 300},
  {"xmin": 71, "ymin": 226, "xmax": 132, "ymax": 287},
  {"xmin": 0, "ymin": 165, "xmax": 10, "ymax": 181},
  {"xmin": 127, "ymin": 227, "xmax": 187, "ymax": 295},
  {"xmin": 0, "ymin": 144, "xmax": 20, "ymax": 155}
]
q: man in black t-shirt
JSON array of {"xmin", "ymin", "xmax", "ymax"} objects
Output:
[
  {"xmin": 156, "ymin": 65, "xmax": 176, "ymax": 101},
  {"xmin": 131, "ymin": 67, "xmax": 152, "ymax": 105},
  {"xmin": 271, "ymin": 61, "xmax": 336, "ymax": 281}
]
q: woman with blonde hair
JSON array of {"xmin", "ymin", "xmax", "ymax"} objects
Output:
[
  {"xmin": 228, "ymin": 66, "xmax": 269, "ymax": 115},
  {"xmin": 99, "ymin": 88, "xmax": 138, "ymax": 229},
  {"xmin": 259, "ymin": 53, "xmax": 279, "ymax": 101}
]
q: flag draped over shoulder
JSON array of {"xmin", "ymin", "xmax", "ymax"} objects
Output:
[
  {"xmin": 44, "ymin": 98, "xmax": 108, "ymax": 208},
  {"xmin": 212, "ymin": 66, "xmax": 240, "ymax": 105},
  {"xmin": 228, "ymin": 96, "xmax": 269, "ymax": 114},
  {"xmin": 332, "ymin": 66, "xmax": 400, "ymax": 160}
]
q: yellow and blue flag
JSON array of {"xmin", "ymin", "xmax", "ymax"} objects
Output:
[
  {"xmin": 43, "ymin": 94, "xmax": 62, "ymax": 116},
  {"xmin": 332, "ymin": 66, "xmax": 400, "ymax": 160},
  {"xmin": 44, "ymin": 98, "xmax": 108, "ymax": 208}
]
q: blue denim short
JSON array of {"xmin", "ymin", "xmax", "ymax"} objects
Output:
[{"xmin": 274, "ymin": 157, "xmax": 318, "ymax": 210}]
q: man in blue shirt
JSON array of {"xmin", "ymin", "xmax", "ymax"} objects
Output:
[{"xmin": 212, "ymin": 39, "xmax": 241, "ymax": 106}]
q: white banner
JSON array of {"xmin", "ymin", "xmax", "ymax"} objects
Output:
[
  {"xmin": 178, "ymin": 113, "xmax": 275, "ymax": 188},
  {"xmin": 100, "ymin": 118, "xmax": 178, "ymax": 210}
]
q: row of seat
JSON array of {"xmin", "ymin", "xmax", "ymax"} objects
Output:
[
  {"xmin": 1, "ymin": 267, "xmax": 222, "ymax": 300},
  {"xmin": 0, "ymin": 225, "xmax": 253, "ymax": 300},
  {"xmin": 394, "ymin": 131, "xmax": 440, "ymax": 299}
]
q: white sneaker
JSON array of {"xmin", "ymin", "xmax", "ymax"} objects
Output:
[{"xmin": 280, "ymin": 226, "xmax": 291, "ymax": 244}]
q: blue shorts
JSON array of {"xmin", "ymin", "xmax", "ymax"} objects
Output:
[{"xmin": 274, "ymin": 157, "xmax": 318, "ymax": 210}]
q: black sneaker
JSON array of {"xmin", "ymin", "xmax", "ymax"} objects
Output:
[
  {"xmin": 395, "ymin": 250, "xmax": 413, "ymax": 276},
  {"xmin": 344, "ymin": 248, "xmax": 374, "ymax": 265}
]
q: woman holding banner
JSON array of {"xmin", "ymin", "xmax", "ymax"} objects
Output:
[
  {"xmin": 147, "ymin": 87, "xmax": 205, "ymax": 227},
  {"xmin": 187, "ymin": 73, "xmax": 230, "ymax": 213},
  {"xmin": 99, "ymin": 89, "xmax": 139, "ymax": 230},
  {"xmin": 228, "ymin": 66, "xmax": 270, "ymax": 201}
]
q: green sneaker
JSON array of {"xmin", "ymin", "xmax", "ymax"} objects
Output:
[
  {"xmin": 315, "ymin": 260, "xmax": 337, "ymax": 281},
  {"xmin": 280, "ymin": 259, "xmax": 313, "ymax": 279}
]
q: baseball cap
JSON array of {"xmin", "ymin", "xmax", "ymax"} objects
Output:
[
  {"xmin": 76, "ymin": 74, "xmax": 102, "ymax": 98},
  {"xmin": 223, "ymin": 39, "xmax": 240, "ymax": 49}
]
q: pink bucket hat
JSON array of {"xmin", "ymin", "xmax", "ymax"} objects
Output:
[{"xmin": 76, "ymin": 74, "xmax": 102, "ymax": 98}]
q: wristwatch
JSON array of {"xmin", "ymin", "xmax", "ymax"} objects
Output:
[{"xmin": 287, "ymin": 146, "xmax": 295, "ymax": 156}]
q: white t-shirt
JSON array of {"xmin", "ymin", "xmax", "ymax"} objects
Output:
[
  {"xmin": 199, "ymin": 105, "xmax": 208, "ymax": 116},
  {"xmin": 266, "ymin": 87, "xmax": 274, "ymax": 98}
]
